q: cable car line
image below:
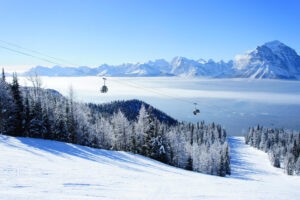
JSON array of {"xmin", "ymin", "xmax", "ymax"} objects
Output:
[
  {"xmin": 108, "ymin": 77, "xmax": 196, "ymax": 105},
  {"xmin": 0, "ymin": 40, "xmax": 201, "ymax": 115},
  {"xmin": 0, "ymin": 44, "xmax": 62, "ymax": 66},
  {"xmin": 0, "ymin": 39, "xmax": 80, "ymax": 67},
  {"xmin": 107, "ymin": 78, "xmax": 202, "ymax": 115}
]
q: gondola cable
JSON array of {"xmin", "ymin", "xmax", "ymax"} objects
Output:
[
  {"xmin": 0, "ymin": 39, "xmax": 79, "ymax": 67},
  {"xmin": 106, "ymin": 77, "xmax": 202, "ymax": 115},
  {"xmin": 0, "ymin": 39, "xmax": 202, "ymax": 115}
]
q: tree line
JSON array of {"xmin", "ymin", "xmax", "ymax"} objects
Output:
[
  {"xmin": 245, "ymin": 125, "xmax": 300, "ymax": 175},
  {"xmin": 0, "ymin": 69, "xmax": 230, "ymax": 176}
]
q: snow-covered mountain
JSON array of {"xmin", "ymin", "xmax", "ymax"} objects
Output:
[
  {"xmin": 25, "ymin": 65, "xmax": 98, "ymax": 76},
  {"xmin": 233, "ymin": 40, "xmax": 300, "ymax": 79},
  {"xmin": 23, "ymin": 41, "xmax": 300, "ymax": 79},
  {"xmin": 96, "ymin": 59, "xmax": 172, "ymax": 77}
]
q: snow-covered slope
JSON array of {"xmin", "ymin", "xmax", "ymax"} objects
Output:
[
  {"xmin": 22, "ymin": 41, "xmax": 300, "ymax": 79},
  {"xmin": 233, "ymin": 40, "xmax": 300, "ymax": 79},
  {"xmin": 170, "ymin": 56, "xmax": 202, "ymax": 76},
  {"xmin": 1, "ymin": 135, "xmax": 299, "ymax": 200}
]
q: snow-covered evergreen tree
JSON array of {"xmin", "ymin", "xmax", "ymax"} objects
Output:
[
  {"xmin": 245, "ymin": 126, "xmax": 300, "ymax": 175},
  {"xmin": 0, "ymin": 73, "xmax": 15, "ymax": 135},
  {"xmin": 10, "ymin": 73, "xmax": 25, "ymax": 136}
]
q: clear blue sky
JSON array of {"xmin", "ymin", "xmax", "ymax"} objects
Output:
[{"xmin": 0, "ymin": 0, "xmax": 300, "ymax": 71}]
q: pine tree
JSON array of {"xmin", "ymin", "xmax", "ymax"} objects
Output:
[
  {"xmin": 218, "ymin": 155, "xmax": 226, "ymax": 177},
  {"xmin": 270, "ymin": 151, "xmax": 280, "ymax": 168},
  {"xmin": 130, "ymin": 125, "xmax": 137, "ymax": 153},
  {"xmin": 23, "ymin": 91, "xmax": 31, "ymax": 137},
  {"xmin": 10, "ymin": 73, "xmax": 24, "ymax": 136},
  {"xmin": 135, "ymin": 104, "xmax": 149, "ymax": 154},
  {"xmin": 0, "ymin": 78, "xmax": 15, "ymax": 135},
  {"xmin": 43, "ymin": 112, "xmax": 52, "ymax": 139},
  {"xmin": 292, "ymin": 140, "xmax": 299, "ymax": 159},
  {"xmin": 185, "ymin": 156, "xmax": 193, "ymax": 170},
  {"xmin": 295, "ymin": 156, "xmax": 300, "ymax": 175},
  {"xmin": 142, "ymin": 106, "xmax": 156, "ymax": 157},
  {"xmin": 28, "ymin": 99, "xmax": 44, "ymax": 138},
  {"xmin": 285, "ymin": 153, "xmax": 295, "ymax": 175},
  {"xmin": 67, "ymin": 87, "xmax": 77, "ymax": 143},
  {"xmin": 225, "ymin": 145, "xmax": 231, "ymax": 175},
  {"xmin": 111, "ymin": 110, "xmax": 130, "ymax": 150},
  {"xmin": 1, "ymin": 68, "xmax": 5, "ymax": 82}
]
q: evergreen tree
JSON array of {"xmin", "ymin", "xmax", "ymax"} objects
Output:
[
  {"xmin": 43, "ymin": 112, "xmax": 52, "ymax": 139},
  {"xmin": 246, "ymin": 126, "xmax": 300, "ymax": 175},
  {"xmin": 135, "ymin": 104, "xmax": 149, "ymax": 154},
  {"xmin": 225, "ymin": 145, "xmax": 231, "ymax": 175},
  {"xmin": 218, "ymin": 155, "xmax": 226, "ymax": 177},
  {"xmin": 111, "ymin": 110, "xmax": 130, "ymax": 150},
  {"xmin": 142, "ymin": 106, "xmax": 156, "ymax": 157},
  {"xmin": 185, "ymin": 156, "xmax": 193, "ymax": 170},
  {"xmin": 285, "ymin": 154, "xmax": 295, "ymax": 175},
  {"xmin": 1, "ymin": 68, "xmax": 5, "ymax": 82},
  {"xmin": 23, "ymin": 91, "xmax": 31, "ymax": 137},
  {"xmin": 10, "ymin": 73, "xmax": 24, "ymax": 136},
  {"xmin": 67, "ymin": 87, "xmax": 77, "ymax": 143},
  {"xmin": 0, "ymin": 79, "xmax": 15, "ymax": 135},
  {"xmin": 295, "ymin": 157, "xmax": 300, "ymax": 175}
]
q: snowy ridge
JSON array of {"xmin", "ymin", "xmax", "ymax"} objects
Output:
[
  {"xmin": 233, "ymin": 40, "xmax": 300, "ymax": 79},
  {"xmin": 1, "ymin": 135, "xmax": 300, "ymax": 199},
  {"xmin": 23, "ymin": 41, "xmax": 300, "ymax": 80}
]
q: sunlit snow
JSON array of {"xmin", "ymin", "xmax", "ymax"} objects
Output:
[{"xmin": 0, "ymin": 135, "xmax": 299, "ymax": 200}]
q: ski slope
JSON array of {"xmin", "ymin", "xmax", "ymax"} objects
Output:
[{"xmin": 1, "ymin": 135, "xmax": 299, "ymax": 200}]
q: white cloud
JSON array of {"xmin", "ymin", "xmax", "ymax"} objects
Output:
[
  {"xmin": 2, "ymin": 65, "xmax": 34, "ymax": 73},
  {"xmin": 233, "ymin": 54, "xmax": 251, "ymax": 70}
]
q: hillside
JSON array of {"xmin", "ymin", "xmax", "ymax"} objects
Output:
[
  {"xmin": 87, "ymin": 99, "xmax": 178, "ymax": 126},
  {"xmin": 23, "ymin": 41, "xmax": 300, "ymax": 80},
  {"xmin": 1, "ymin": 135, "xmax": 299, "ymax": 200}
]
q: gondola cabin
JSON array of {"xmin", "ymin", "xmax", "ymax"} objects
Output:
[{"xmin": 101, "ymin": 77, "xmax": 108, "ymax": 93}]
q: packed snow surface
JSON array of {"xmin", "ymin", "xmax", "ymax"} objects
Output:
[{"xmin": 1, "ymin": 135, "xmax": 299, "ymax": 200}]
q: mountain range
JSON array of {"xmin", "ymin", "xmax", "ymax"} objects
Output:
[{"xmin": 23, "ymin": 41, "xmax": 300, "ymax": 79}]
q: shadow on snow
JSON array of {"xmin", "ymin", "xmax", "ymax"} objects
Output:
[
  {"xmin": 1, "ymin": 135, "xmax": 187, "ymax": 176},
  {"xmin": 228, "ymin": 137, "xmax": 275, "ymax": 181}
]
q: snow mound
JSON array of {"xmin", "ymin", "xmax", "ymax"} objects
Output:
[{"xmin": 0, "ymin": 135, "xmax": 299, "ymax": 199}]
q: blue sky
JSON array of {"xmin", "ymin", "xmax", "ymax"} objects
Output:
[{"xmin": 0, "ymin": 0, "xmax": 300, "ymax": 71}]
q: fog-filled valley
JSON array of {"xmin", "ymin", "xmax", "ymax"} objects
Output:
[{"xmin": 10, "ymin": 76, "xmax": 300, "ymax": 135}]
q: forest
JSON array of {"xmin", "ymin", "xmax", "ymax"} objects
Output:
[
  {"xmin": 245, "ymin": 125, "xmax": 300, "ymax": 175},
  {"xmin": 0, "ymin": 69, "xmax": 230, "ymax": 176}
]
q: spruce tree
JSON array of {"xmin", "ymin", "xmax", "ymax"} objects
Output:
[
  {"xmin": 10, "ymin": 73, "xmax": 24, "ymax": 136},
  {"xmin": 225, "ymin": 145, "xmax": 231, "ymax": 175},
  {"xmin": 23, "ymin": 92, "xmax": 31, "ymax": 137},
  {"xmin": 142, "ymin": 106, "xmax": 156, "ymax": 157},
  {"xmin": 185, "ymin": 156, "xmax": 193, "ymax": 170},
  {"xmin": 0, "ymin": 78, "xmax": 14, "ymax": 135},
  {"xmin": 218, "ymin": 155, "xmax": 226, "ymax": 177},
  {"xmin": 1, "ymin": 68, "xmax": 5, "ymax": 82}
]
